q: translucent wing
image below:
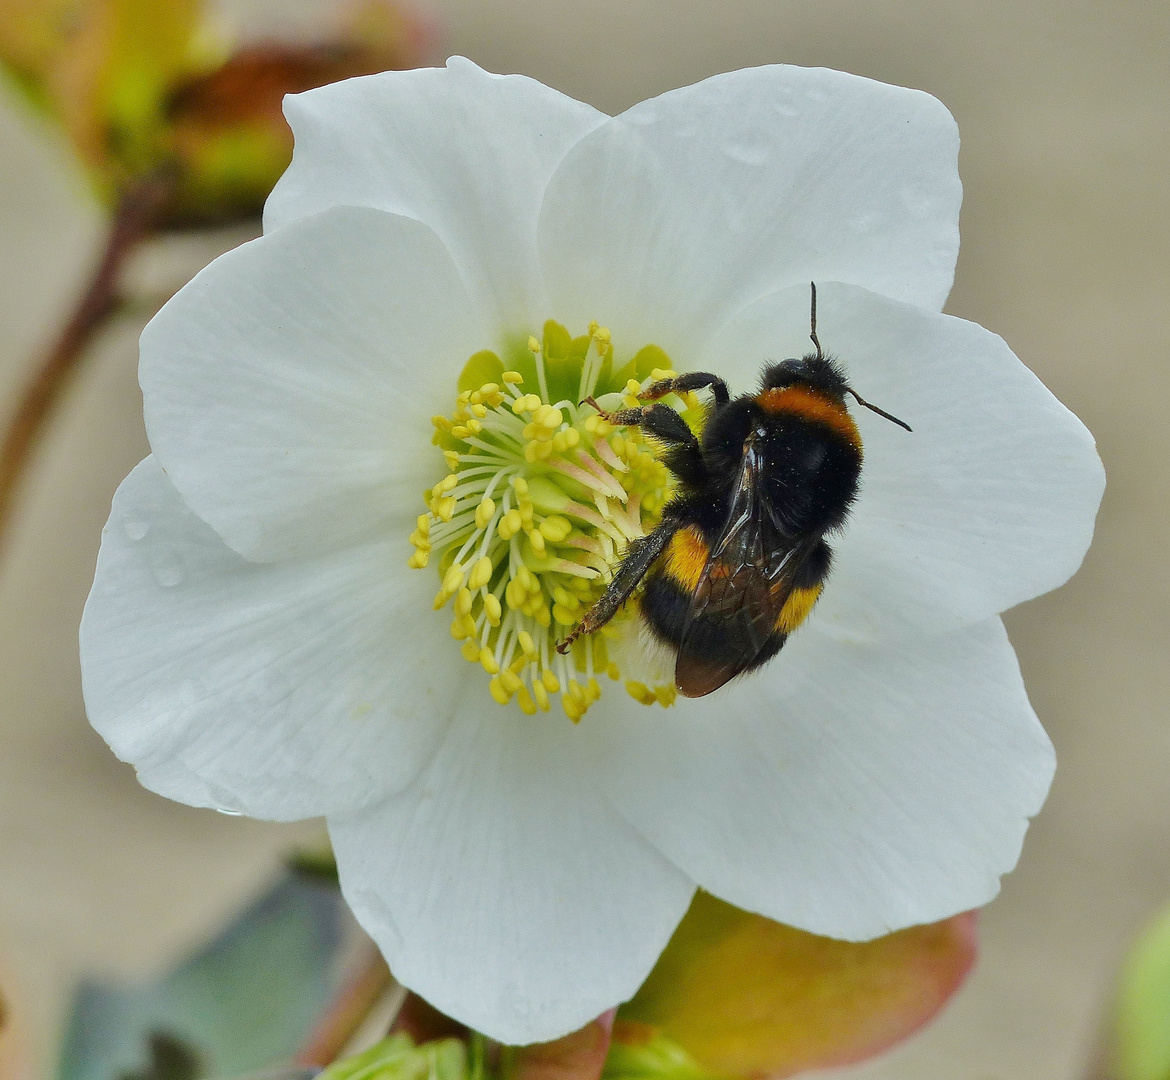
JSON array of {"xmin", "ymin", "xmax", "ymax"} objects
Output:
[{"xmin": 675, "ymin": 441, "xmax": 818, "ymax": 697}]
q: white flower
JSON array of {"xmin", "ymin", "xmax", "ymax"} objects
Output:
[{"xmin": 80, "ymin": 58, "xmax": 1103, "ymax": 1044}]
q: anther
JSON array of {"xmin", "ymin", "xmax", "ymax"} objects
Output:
[
  {"xmin": 626, "ymin": 681, "xmax": 657, "ymax": 706},
  {"xmin": 499, "ymin": 509, "xmax": 523, "ymax": 540},
  {"xmin": 475, "ymin": 498, "xmax": 496, "ymax": 530},
  {"xmin": 539, "ymin": 516, "xmax": 572, "ymax": 542},
  {"xmin": 489, "ymin": 676, "xmax": 511, "ymax": 705},
  {"xmin": 468, "ymin": 556, "xmax": 493, "ymax": 590},
  {"xmin": 500, "ymin": 670, "xmax": 523, "ymax": 694}
]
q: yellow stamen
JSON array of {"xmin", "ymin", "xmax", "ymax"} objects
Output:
[
  {"xmin": 626, "ymin": 681, "xmax": 658, "ymax": 706},
  {"xmin": 412, "ymin": 324, "xmax": 684, "ymax": 720},
  {"xmin": 468, "ymin": 556, "xmax": 494, "ymax": 590}
]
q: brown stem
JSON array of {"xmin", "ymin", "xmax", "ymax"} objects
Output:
[
  {"xmin": 296, "ymin": 948, "xmax": 397, "ymax": 1067},
  {"xmin": 501, "ymin": 1011, "xmax": 615, "ymax": 1080},
  {"xmin": 390, "ymin": 991, "xmax": 468, "ymax": 1044},
  {"xmin": 0, "ymin": 171, "xmax": 173, "ymax": 549}
]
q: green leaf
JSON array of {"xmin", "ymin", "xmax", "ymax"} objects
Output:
[{"xmin": 59, "ymin": 871, "xmax": 352, "ymax": 1080}]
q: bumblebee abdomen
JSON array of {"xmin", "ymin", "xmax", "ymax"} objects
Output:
[
  {"xmin": 640, "ymin": 570, "xmax": 784, "ymax": 664},
  {"xmin": 639, "ymin": 524, "xmax": 712, "ymax": 646},
  {"xmin": 640, "ymin": 567, "xmax": 786, "ymax": 669},
  {"xmin": 774, "ymin": 584, "xmax": 824, "ymax": 634},
  {"xmin": 661, "ymin": 524, "xmax": 709, "ymax": 591},
  {"xmin": 638, "ymin": 572, "xmax": 691, "ymax": 647}
]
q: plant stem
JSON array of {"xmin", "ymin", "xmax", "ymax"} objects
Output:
[
  {"xmin": 391, "ymin": 991, "xmax": 469, "ymax": 1044},
  {"xmin": 0, "ymin": 171, "xmax": 172, "ymax": 550}
]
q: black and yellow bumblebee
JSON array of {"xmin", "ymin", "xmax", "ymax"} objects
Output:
[{"xmin": 558, "ymin": 284, "xmax": 911, "ymax": 697}]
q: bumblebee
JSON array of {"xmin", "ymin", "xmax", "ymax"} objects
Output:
[{"xmin": 557, "ymin": 283, "xmax": 911, "ymax": 697}]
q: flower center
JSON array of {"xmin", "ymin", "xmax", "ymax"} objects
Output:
[{"xmin": 409, "ymin": 320, "xmax": 699, "ymax": 721}]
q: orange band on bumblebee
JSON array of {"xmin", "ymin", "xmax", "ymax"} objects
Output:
[{"xmin": 756, "ymin": 386, "xmax": 862, "ymax": 451}]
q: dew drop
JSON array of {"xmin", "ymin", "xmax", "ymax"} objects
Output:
[
  {"xmin": 122, "ymin": 516, "xmax": 150, "ymax": 541},
  {"xmin": 725, "ymin": 140, "xmax": 768, "ymax": 166},
  {"xmin": 149, "ymin": 549, "xmax": 186, "ymax": 588},
  {"xmin": 233, "ymin": 668, "xmax": 293, "ymax": 723}
]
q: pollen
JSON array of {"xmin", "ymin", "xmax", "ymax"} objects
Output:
[{"xmin": 410, "ymin": 319, "xmax": 690, "ymax": 720}]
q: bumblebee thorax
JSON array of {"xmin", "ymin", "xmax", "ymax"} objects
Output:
[{"xmin": 755, "ymin": 384, "xmax": 862, "ymax": 452}]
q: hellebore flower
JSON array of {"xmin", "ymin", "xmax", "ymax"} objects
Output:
[{"xmin": 80, "ymin": 58, "xmax": 1104, "ymax": 1044}]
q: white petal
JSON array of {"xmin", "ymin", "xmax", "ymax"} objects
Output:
[
  {"xmin": 709, "ymin": 280, "xmax": 1105, "ymax": 640},
  {"xmin": 592, "ymin": 618, "xmax": 1052, "ymax": 941},
  {"xmin": 328, "ymin": 695, "xmax": 695, "ymax": 1044},
  {"xmin": 538, "ymin": 65, "xmax": 960, "ymax": 361},
  {"xmin": 264, "ymin": 57, "xmax": 607, "ymax": 333},
  {"xmin": 81, "ymin": 457, "xmax": 457, "ymax": 820},
  {"xmin": 140, "ymin": 204, "xmax": 481, "ymax": 562}
]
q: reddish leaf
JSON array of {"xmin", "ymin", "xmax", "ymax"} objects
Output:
[{"xmin": 619, "ymin": 892, "xmax": 977, "ymax": 1078}]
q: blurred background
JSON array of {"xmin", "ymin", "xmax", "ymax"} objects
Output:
[{"xmin": 0, "ymin": 0, "xmax": 1166, "ymax": 1077}]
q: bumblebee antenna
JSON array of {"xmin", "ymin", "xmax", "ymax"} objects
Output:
[
  {"xmin": 809, "ymin": 281, "xmax": 823, "ymax": 360},
  {"xmin": 810, "ymin": 280, "xmax": 911, "ymax": 431},
  {"xmin": 845, "ymin": 388, "xmax": 913, "ymax": 432}
]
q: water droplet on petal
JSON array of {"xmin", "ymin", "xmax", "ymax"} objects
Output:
[
  {"xmin": 122, "ymin": 516, "xmax": 150, "ymax": 541},
  {"xmin": 725, "ymin": 140, "xmax": 768, "ymax": 166},
  {"xmin": 233, "ymin": 668, "xmax": 293, "ymax": 723},
  {"xmin": 149, "ymin": 549, "xmax": 186, "ymax": 587}
]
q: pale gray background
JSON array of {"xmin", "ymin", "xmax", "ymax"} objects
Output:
[{"xmin": 1, "ymin": 1, "xmax": 1166, "ymax": 1076}]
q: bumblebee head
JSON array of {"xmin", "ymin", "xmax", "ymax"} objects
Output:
[{"xmin": 761, "ymin": 353, "xmax": 851, "ymax": 398}]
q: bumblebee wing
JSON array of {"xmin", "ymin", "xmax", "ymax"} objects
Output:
[{"xmin": 675, "ymin": 443, "xmax": 816, "ymax": 697}]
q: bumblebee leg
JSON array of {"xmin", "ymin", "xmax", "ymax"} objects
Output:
[
  {"xmin": 585, "ymin": 398, "xmax": 707, "ymax": 486},
  {"xmin": 557, "ymin": 518, "xmax": 680, "ymax": 653},
  {"xmin": 638, "ymin": 406, "xmax": 710, "ymax": 485},
  {"xmin": 584, "ymin": 398, "xmax": 647, "ymax": 428},
  {"xmin": 640, "ymin": 372, "xmax": 730, "ymax": 407},
  {"xmin": 586, "ymin": 398, "xmax": 697, "ymax": 448}
]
